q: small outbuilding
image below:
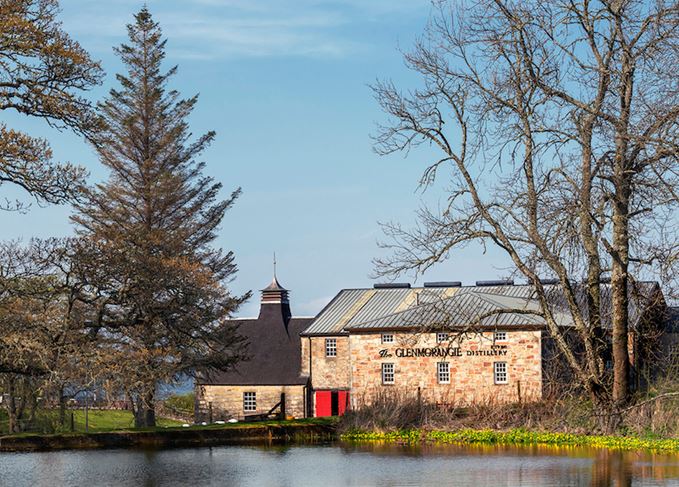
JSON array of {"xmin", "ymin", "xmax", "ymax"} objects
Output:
[{"xmin": 195, "ymin": 276, "xmax": 312, "ymax": 421}]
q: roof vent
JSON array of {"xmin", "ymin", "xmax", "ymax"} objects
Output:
[
  {"xmin": 539, "ymin": 278, "xmax": 559, "ymax": 285},
  {"xmin": 475, "ymin": 279, "xmax": 514, "ymax": 287},
  {"xmin": 373, "ymin": 283, "xmax": 411, "ymax": 289},
  {"xmin": 424, "ymin": 281, "xmax": 462, "ymax": 288}
]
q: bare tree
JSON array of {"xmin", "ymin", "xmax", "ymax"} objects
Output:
[
  {"xmin": 373, "ymin": 0, "xmax": 679, "ymax": 428},
  {"xmin": 0, "ymin": 239, "xmax": 93, "ymax": 432}
]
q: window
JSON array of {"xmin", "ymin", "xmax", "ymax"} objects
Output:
[
  {"xmin": 381, "ymin": 333, "xmax": 394, "ymax": 344},
  {"xmin": 382, "ymin": 363, "xmax": 395, "ymax": 384},
  {"xmin": 243, "ymin": 392, "xmax": 256, "ymax": 412},
  {"xmin": 494, "ymin": 331, "xmax": 508, "ymax": 342},
  {"xmin": 494, "ymin": 362, "xmax": 508, "ymax": 384},
  {"xmin": 437, "ymin": 362, "xmax": 450, "ymax": 384},
  {"xmin": 325, "ymin": 338, "xmax": 337, "ymax": 357},
  {"xmin": 436, "ymin": 332, "xmax": 449, "ymax": 343}
]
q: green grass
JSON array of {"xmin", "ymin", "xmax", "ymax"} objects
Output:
[
  {"xmin": 0, "ymin": 409, "xmax": 184, "ymax": 436},
  {"xmin": 178, "ymin": 416, "xmax": 338, "ymax": 430},
  {"xmin": 0, "ymin": 410, "xmax": 336, "ymax": 438},
  {"xmin": 342, "ymin": 428, "xmax": 679, "ymax": 453},
  {"xmin": 164, "ymin": 393, "xmax": 194, "ymax": 415},
  {"xmin": 69, "ymin": 409, "xmax": 183, "ymax": 432}
]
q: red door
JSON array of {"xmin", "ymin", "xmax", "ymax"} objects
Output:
[
  {"xmin": 315, "ymin": 391, "xmax": 332, "ymax": 417},
  {"xmin": 338, "ymin": 391, "xmax": 350, "ymax": 415}
]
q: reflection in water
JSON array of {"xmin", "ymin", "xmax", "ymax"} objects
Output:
[
  {"xmin": 341, "ymin": 441, "xmax": 679, "ymax": 486},
  {"xmin": 0, "ymin": 441, "xmax": 676, "ymax": 486}
]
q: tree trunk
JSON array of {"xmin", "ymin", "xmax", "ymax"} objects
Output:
[
  {"xmin": 133, "ymin": 387, "xmax": 157, "ymax": 428},
  {"xmin": 27, "ymin": 390, "xmax": 38, "ymax": 429},
  {"xmin": 611, "ymin": 250, "xmax": 630, "ymax": 406},
  {"xmin": 144, "ymin": 389, "xmax": 156, "ymax": 428},
  {"xmin": 6, "ymin": 377, "xmax": 17, "ymax": 434},
  {"xmin": 612, "ymin": 153, "xmax": 631, "ymax": 407}
]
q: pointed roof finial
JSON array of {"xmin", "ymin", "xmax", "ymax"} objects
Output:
[{"xmin": 261, "ymin": 253, "xmax": 289, "ymax": 304}]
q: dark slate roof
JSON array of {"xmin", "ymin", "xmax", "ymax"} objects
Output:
[{"xmin": 198, "ymin": 306, "xmax": 312, "ymax": 386}]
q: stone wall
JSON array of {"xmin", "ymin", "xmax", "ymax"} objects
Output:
[
  {"xmin": 308, "ymin": 336, "xmax": 351, "ymax": 390},
  {"xmin": 195, "ymin": 384, "xmax": 306, "ymax": 421},
  {"xmin": 300, "ymin": 336, "xmax": 310, "ymax": 377},
  {"xmin": 349, "ymin": 330, "xmax": 542, "ymax": 406}
]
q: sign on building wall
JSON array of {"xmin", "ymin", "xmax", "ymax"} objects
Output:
[{"xmin": 379, "ymin": 344, "xmax": 508, "ymax": 358}]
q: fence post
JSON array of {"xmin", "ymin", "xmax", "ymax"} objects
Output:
[
  {"xmin": 85, "ymin": 393, "xmax": 89, "ymax": 433},
  {"xmin": 517, "ymin": 380, "xmax": 522, "ymax": 403},
  {"xmin": 280, "ymin": 393, "xmax": 286, "ymax": 420},
  {"xmin": 209, "ymin": 402, "xmax": 213, "ymax": 424},
  {"xmin": 70, "ymin": 411, "xmax": 74, "ymax": 432}
]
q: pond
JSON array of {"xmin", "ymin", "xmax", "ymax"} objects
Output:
[{"xmin": 0, "ymin": 442, "xmax": 677, "ymax": 486}]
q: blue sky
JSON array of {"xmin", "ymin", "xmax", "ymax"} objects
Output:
[{"xmin": 1, "ymin": 0, "xmax": 512, "ymax": 317}]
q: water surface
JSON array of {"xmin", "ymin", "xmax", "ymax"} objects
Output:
[{"xmin": 0, "ymin": 442, "xmax": 677, "ymax": 486}]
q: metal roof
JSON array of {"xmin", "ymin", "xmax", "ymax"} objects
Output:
[
  {"xmin": 300, "ymin": 287, "xmax": 460, "ymax": 335},
  {"xmin": 301, "ymin": 281, "xmax": 662, "ymax": 336},
  {"xmin": 346, "ymin": 291, "xmax": 546, "ymax": 331},
  {"xmin": 301, "ymin": 289, "xmax": 368, "ymax": 335}
]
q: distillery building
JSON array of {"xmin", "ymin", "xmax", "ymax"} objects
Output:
[
  {"xmin": 197, "ymin": 277, "xmax": 677, "ymax": 421},
  {"xmin": 301, "ymin": 280, "xmax": 674, "ymax": 417}
]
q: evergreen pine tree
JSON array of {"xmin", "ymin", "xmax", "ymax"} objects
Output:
[{"xmin": 72, "ymin": 8, "xmax": 249, "ymax": 427}]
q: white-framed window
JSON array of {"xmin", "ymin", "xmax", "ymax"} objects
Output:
[
  {"xmin": 325, "ymin": 338, "xmax": 337, "ymax": 357},
  {"xmin": 494, "ymin": 331, "xmax": 508, "ymax": 342},
  {"xmin": 436, "ymin": 332, "xmax": 449, "ymax": 343},
  {"xmin": 493, "ymin": 362, "xmax": 508, "ymax": 384},
  {"xmin": 382, "ymin": 363, "xmax": 395, "ymax": 384},
  {"xmin": 243, "ymin": 391, "xmax": 256, "ymax": 412},
  {"xmin": 437, "ymin": 362, "xmax": 450, "ymax": 384},
  {"xmin": 381, "ymin": 333, "xmax": 394, "ymax": 344}
]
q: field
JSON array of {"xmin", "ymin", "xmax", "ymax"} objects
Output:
[{"xmin": 0, "ymin": 409, "xmax": 184, "ymax": 435}]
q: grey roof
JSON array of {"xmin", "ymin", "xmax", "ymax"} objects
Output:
[
  {"xmin": 301, "ymin": 287, "xmax": 453, "ymax": 335},
  {"xmin": 302, "ymin": 289, "xmax": 369, "ymax": 335},
  {"xmin": 347, "ymin": 291, "xmax": 548, "ymax": 331},
  {"xmin": 302, "ymin": 281, "xmax": 663, "ymax": 335}
]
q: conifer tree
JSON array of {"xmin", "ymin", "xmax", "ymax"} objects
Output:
[{"xmin": 72, "ymin": 8, "xmax": 248, "ymax": 427}]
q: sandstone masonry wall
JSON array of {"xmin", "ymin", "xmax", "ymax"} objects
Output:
[
  {"xmin": 196, "ymin": 385, "xmax": 306, "ymax": 421},
  {"xmin": 309, "ymin": 336, "xmax": 351, "ymax": 390},
  {"xmin": 349, "ymin": 330, "xmax": 542, "ymax": 406}
]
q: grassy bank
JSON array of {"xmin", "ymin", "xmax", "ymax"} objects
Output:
[
  {"xmin": 339, "ymin": 387, "xmax": 679, "ymax": 439},
  {"xmin": 0, "ymin": 418, "xmax": 337, "ymax": 452},
  {"xmin": 0, "ymin": 409, "xmax": 184, "ymax": 435},
  {"xmin": 342, "ymin": 428, "xmax": 679, "ymax": 453}
]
